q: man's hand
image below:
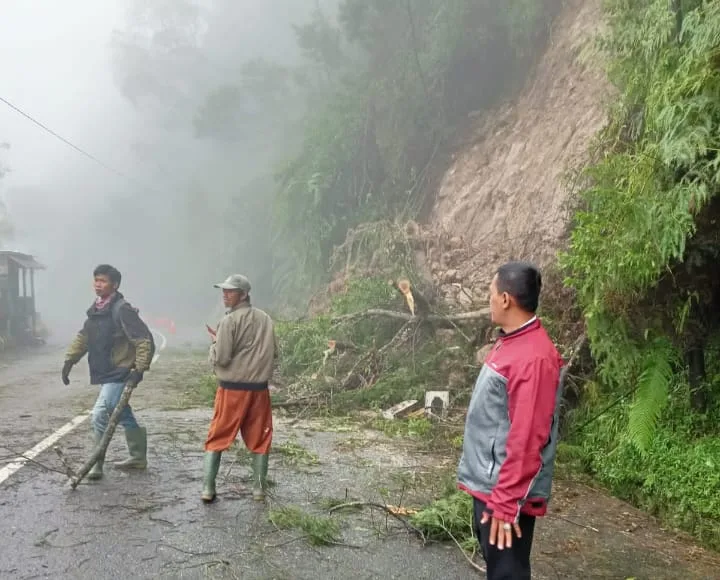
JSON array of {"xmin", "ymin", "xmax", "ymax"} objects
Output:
[
  {"xmin": 61, "ymin": 361, "xmax": 73, "ymax": 386},
  {"xmin": 206, "ymin": 324, "xmax": 217, "ymax": 343},
  {"xmin": 126, "ymin": 370, "xmax": 144, "ymax": 388},
  {"xmin": 481, "ymin": 511, "xmax": 522, "ymax": 550}
]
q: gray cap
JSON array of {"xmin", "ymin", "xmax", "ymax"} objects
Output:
[{"xmin": 213, "ymin": 274, "xmax": 251, "ymax": 292}]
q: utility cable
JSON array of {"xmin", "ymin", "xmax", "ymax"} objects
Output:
[{"xmin": 0, "ymin": 95, "xmax": 163, "ymax": 192}]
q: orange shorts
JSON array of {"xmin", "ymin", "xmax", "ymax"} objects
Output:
[{"xmin": 204, "ymin": 386, "xmax": 273, "ymax": 454}]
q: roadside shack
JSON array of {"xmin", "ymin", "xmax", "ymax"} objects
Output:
[{"xmin": 0, "ymin": 251, "xmax": 45, "ymax": 346}]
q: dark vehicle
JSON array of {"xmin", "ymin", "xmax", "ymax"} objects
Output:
[{"xmin": 0, "ymin": 251, "xmax": 45, "ymax": 348}]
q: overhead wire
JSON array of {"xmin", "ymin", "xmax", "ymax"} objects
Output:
[{"xmin": 0, "ymin": 95, "xmax": 165, "ymax": 193}]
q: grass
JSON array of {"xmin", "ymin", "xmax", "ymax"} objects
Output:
[
  {"xmin": 371, "ymin": 417, "xmax": 433, "ymax": 438},
  {"xmin": 195, "ymin": 373, "xmax": 218, "ymax": 405},
  {"xmin": 268, "ymin": 505, "xmax": 341, "ymax": 546},
  {"xmin": 274, "ymin": 438, "xmax": 320, "ymax": 466},
  {"xmin": 166, "ymin": 370, "xmax": 217, "ymax": 410}
]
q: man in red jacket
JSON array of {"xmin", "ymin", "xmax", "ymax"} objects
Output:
[{"xmin": 457, "ymin": 261, "xmax": 564, "ymax": 579}]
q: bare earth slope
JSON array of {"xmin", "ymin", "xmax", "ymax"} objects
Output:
[{"xmin": 428, "ymin": 0, "xmax": 611, "ymax": 300}]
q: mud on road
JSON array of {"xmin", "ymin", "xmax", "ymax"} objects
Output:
[{"xmin": 0, "ymin": 347, "xmax": 718, "ymax": 579}]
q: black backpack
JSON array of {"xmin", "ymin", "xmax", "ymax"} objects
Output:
[{"xmin": 111, "ymin": 298, "xmax": 157, "ymax": 365}]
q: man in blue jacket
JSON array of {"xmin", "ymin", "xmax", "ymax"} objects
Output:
[
  {"xmin": 458, "ymin": 261, "xmax": 564, "ymax": 579},
  {"xmin": 62, "ymin": 264, "xmax": 155, "ymax": 480}
]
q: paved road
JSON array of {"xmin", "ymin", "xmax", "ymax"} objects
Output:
[
  {"xmin": 0, "ymin": 348, "xmax": 477, "ymax": 580},
  {"xmin": 1, "ymin": 348, "xmax": 719, "ymax": 580}
]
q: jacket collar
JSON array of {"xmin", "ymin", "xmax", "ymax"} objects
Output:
[
  {"xmin": 87, "ymin": 291, "xmax": 124, "ymax": 317},
  {"xmin": 228, "ymin": 299, "xmax": 251, "ymax": 314},
  {"xmin": 497, "ymin": 316, "xmax": 539, "ymax": 340}
]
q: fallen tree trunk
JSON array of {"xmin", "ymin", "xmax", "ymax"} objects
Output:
[
  {"xmin": 54, "ymin": 382, "xmax": 135, "ymax": 490},
  {"xmin": 332, "ymin": 307, "xmax": 490, "ymax": 323}
]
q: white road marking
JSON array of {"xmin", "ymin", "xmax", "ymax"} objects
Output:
[
  {"xmin": 0, "ymin": 412, "xmax": 89, "ymax": 484},
  {"xmin": 0, "ymin": 329, "xmax": 168, "ymax": 485}
]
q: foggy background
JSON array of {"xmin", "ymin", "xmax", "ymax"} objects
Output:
[{"xmin": 0, "ymin": 1, "xmax": 335, "ymax": 344}]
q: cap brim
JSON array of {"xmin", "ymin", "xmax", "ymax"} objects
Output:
[{"xmin": 214, "ymin": 283, "xmax": 238, "ymax": 289}]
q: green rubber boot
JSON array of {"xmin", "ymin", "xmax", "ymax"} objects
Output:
[
  {"xmin": 87, "ymin": 430, "xmax": 104, "ymax": 481},
  {"xmin": 114, "ymin": 427, "xmax": 148, "ymax": 470},
  {"xmin": 202, "ymin": 451, "xmax": 222, "ymax": 503},
  {"xmin": 251, "ymin": 453, "xmax": 269, "ymax": 501}
]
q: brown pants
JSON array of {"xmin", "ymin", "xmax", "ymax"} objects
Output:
[{"xmin": 204, "ymin": 386, "xmax": 273, "ymax": 454}]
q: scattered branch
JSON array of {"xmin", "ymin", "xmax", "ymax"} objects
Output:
[
  {"xmin": 378, "ymin": 320, "xmax": 414, "ymax": 355},
  {"xmin": 442, "ymin": 525, "xmax": 485, "ymax": 574},
  {"xmin": 173, "ymin": 559, "xmax": 231, "ymax": 572},
  {"xmin": 328, "ymin": 501, "xmax": 426, "ymax": 541},
  {"xmin": 549, "ymin": 514, "xmax": 599, "ymax": 533},
  {"xmin": 53, "ymin": 446, "xmax": 79, "ymax": 480},
  {"xmin": 0, "ymin": 445, "xmax": 73, "ymax": 477},
  {"xmin": 264, "ymin": 535, "xmax": 309, "ymax": 549},
  {"xmin": 437, "ymin": 316, "xmax": 472, "ymax": 343},
  {"xmin": 162, "ymin": 543, "xmax": 219, "ymax": 557}
]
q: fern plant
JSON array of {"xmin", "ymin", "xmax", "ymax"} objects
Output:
[{"xmin": 628, "ymin": 337, "xmax": 677, "ymax": 453}]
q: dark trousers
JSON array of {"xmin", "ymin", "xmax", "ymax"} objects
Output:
[{"xmin": 473, "ymin": 499, "xmax": 536, "ymax": 580}]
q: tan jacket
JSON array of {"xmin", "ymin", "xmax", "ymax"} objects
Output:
[{"xmin": 209, "ymin": 301, "xmax": 277, "ymax": 388}]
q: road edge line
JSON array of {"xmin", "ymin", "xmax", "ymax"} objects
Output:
[{"xmin": 0, "ymin": 412, "xmax": 90, "ymax": 484}]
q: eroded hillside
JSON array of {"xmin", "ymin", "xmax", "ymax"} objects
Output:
[{"xmin": 426, "ymin": 0, "xmax": 612, "ymax": 305}]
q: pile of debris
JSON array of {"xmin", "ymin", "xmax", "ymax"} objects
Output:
[
  {"xmin": 381, "ymin": 390, "xmax": 451, "ymax": 421},
  {"xmin": 275, "ymin": 220, "xmax": 499, "ymax": 420},
  {"xmin": 277, "ymin": 282, "xmax": 491, "ymax": 410}
]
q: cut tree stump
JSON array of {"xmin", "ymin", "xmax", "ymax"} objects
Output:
[{"xmin": 54, "ymin": 382, "xmax": 136, "ymax": 490}]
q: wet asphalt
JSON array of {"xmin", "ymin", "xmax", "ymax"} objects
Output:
[
  {"xmin": 0, "ymin": 347, "xmax": 477, "ymax": 580},
  {"xmin": 3, "ymin": 347, "xmax": 719, "ymax": 580}
]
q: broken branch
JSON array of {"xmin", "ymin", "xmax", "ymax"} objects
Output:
[
  {"xmin": 328, "ymin": 501, "xmax": 426, "ymax": 541},
  {"xmin": 443, "ymin": 526, "xmax": 486, "ymax": 574},
  {"xmin": 566, "ymin": 333, "xmax": 588, "ymax": 370},
  {"xmin": 0, "ymin": 445, "xmax": 74, "ymax": 477},
  {"xmin": 332, "ymin": 307, "xmax": 490, "ymax": 324},
  {"xmin": 54, "ymin": 382, "xmax": 136, "ymax": 489},
  {"xmin": 550, "ymin": 513, "xmax": 599, "ymax": 533}
]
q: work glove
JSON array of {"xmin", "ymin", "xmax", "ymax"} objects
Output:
[
  {"xmin": 125, "ymin": 369, "xmax": 144, "ymax": 388},
  {"xmin": 61, "ymin": 360, "xmax": 73, "ymax": 385}
]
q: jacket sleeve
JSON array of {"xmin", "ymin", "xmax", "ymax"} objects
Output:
[
  {"xmin": 118, "ymin": 305, "xmax": 154, "ymax": 373},
  {"xmin": 486, "ymin": 356, "xmax": 559, "ymax": 523},
  {"xmin": 65, "ymin": 328, "xmax": 88, "ymax": 363},
  {"xmin": 212, "ymin": 315, "xmax": 235, "ymax": 368}
]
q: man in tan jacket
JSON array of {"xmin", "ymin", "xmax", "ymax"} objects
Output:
[{"xmin": 202, "ymin": 274, "xmax": 278, "ymax": 503}]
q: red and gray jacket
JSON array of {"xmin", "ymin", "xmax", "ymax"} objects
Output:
[{"xmin": 457, "ymin": 318, "xmax": 564, "ymax": 522}]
